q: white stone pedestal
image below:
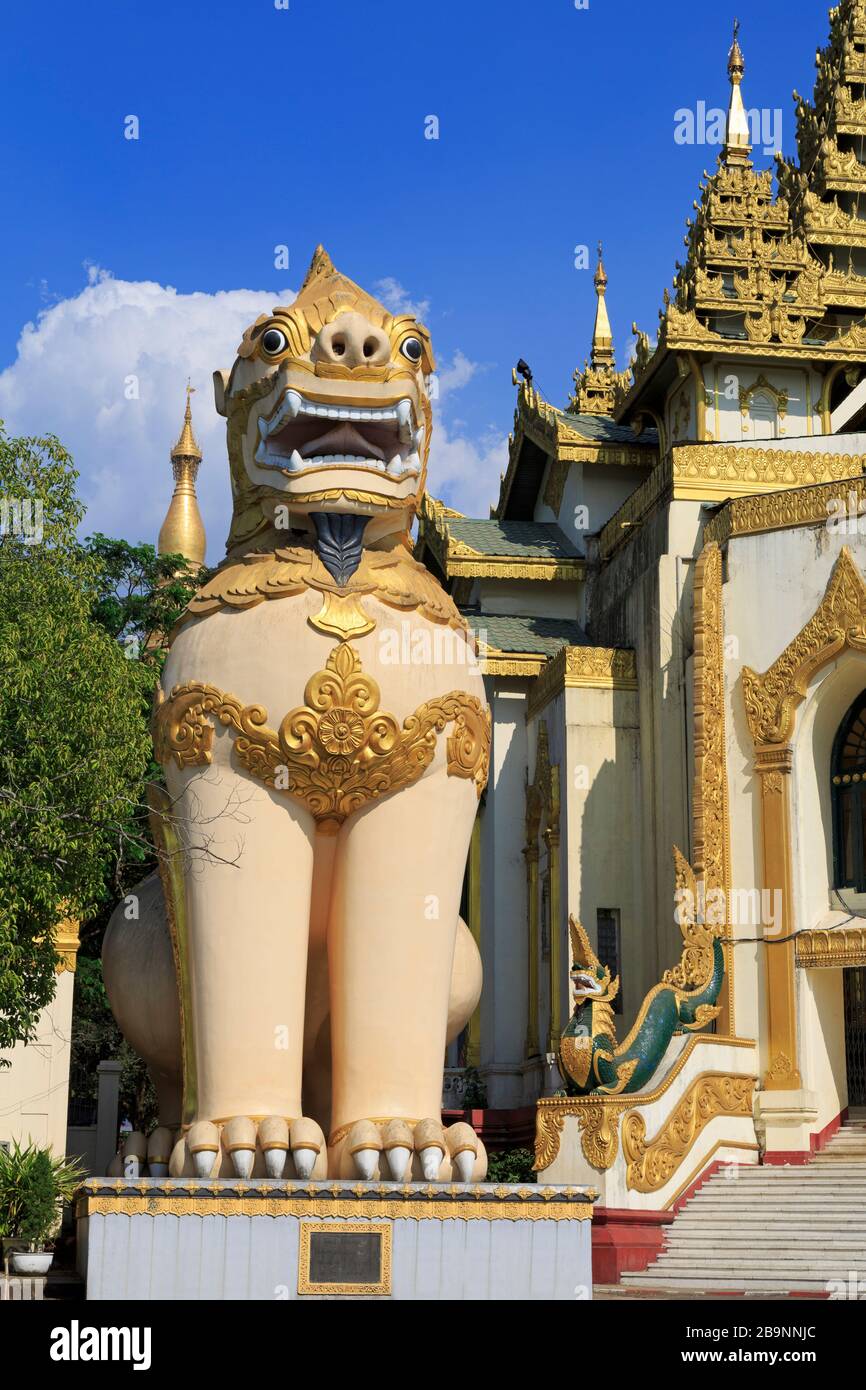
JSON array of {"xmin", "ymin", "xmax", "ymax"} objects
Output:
[{"xmin": 76, "ymin": 1178, "xmax": 595, "ymax": 1300}]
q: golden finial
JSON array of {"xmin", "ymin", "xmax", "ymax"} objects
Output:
[
  {"xmin": 594, "ymin": 241, "xmax": 608, "ymax": 295},
  {"xmin": 590, "ymin": 242, "xmax": 614, "ymax": 369},
  {"xmin": 728, "ymin": 18, "xmax": 744, "ymax": 82},
  {"xmin": 171, "ymin": 379, "xmax": 202, "ymax": 463},
  {"xmin": 724, "ymin": 17, "xmax": 751, "ymax": 166}
]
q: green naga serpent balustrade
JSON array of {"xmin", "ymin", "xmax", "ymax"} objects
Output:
[{"xmin": 558, "ymin": 848, "xmax": 726, "ymax": 1096}]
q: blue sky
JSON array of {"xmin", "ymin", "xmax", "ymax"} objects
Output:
[{"xmin": 0, "ymin": 0, "xmax": 830, "ymax": 550}]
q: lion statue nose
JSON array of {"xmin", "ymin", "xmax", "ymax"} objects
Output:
[{"xmin": 312, "ymin": 311, "xmax": 391, "ymax": 368}]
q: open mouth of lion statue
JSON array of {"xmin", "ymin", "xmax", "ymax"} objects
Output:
[{"xmin": 255, "ymin": 388, "xmax": 425, "ymax": 479}]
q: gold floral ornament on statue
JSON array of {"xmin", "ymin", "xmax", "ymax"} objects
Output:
[{"xmin": 153, "ymin": 641, "xmax": 490, "ymax": 833}]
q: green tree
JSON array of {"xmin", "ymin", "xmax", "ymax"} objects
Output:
[
  {"xmin": 86, "ymin": 533, "xmax": 206, "ymax": 669},
  {"xmin": 0, "ymin": 426, "xmax": 153, "ymax": 1058}
]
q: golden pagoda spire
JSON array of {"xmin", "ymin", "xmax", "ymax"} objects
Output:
[
  {"xmin": 568, "ymin": 244, "xmax": 628, "ymax": 416},
  {"xmin": 590, "ymin": 242, "xmax": 615, "ymax": 369},
  {"xmin": 158, "ymin": 382, "xmax": 206, "ymax": 567},
  {"xmin": 724, "ymin": 18, "xmax": 752, "ymax": 167}
]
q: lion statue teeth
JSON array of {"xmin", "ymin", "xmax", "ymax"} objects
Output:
[{"xmin": 103, "ymin": 247, "xmax": 490, "ymax": 1183}]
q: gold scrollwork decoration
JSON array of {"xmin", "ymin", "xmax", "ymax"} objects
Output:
[
  {"xmin": 154, "ymin": 641, "xmax": 490, "ymax": 829},
  {"xmin": 742, "ymin": 546, "xmax": 866, "ymax": 745},
  {"xmin": 622, "ymin": 1074, "xmax": 755, "ymax": 1193}
]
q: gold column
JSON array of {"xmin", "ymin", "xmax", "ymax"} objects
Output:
[
  {"xmin": 546, "ymin": 766, "xmax": 562, "ymax": 1052},
  {"xmin": 524, "ymin": 841, "xmax": 540, "ymax": 1058},
  {"xmin": 465, "ymin": 814, "xmax": 482, "ymax": 1068},
  {"xmin": 755, "ymin": 744, "xmax": 802, "ymax": 1090},
  {"xmin": 692, "ymin": 542, "xmax": 734, "ymax": 1034}
]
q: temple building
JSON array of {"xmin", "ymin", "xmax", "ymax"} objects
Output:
[{"xmin": 420, "ymin": 2, "xmax": 866, "ymax": 1287}]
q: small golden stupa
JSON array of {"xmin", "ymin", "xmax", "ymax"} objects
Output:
[{"xmin": 158, "ymin": 383, "xmax": 206, "ymax": 566}]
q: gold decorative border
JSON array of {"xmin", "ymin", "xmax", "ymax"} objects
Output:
[
  {"xmin": 447, "ymin": 556, "xmax": 586, "ymax": 582},
  {"xmin": 704, "ymin": 475, "xmax": 866, "ymax": 547},
  {"xmin": 76, "ymin": 1193, "xmax": 594, "ymax": 1223},
  {"xmin": 671, "ymin": 444, "xmax": 864, "ymax": 503},
  {"xmin": 154, "ymin": 641, "xmax": 490, "ymax": 831},
  {"xmin": 796, "ymin": 925, "xmax": 866, "ymax": 970},
  {"xmin": 534, "ymin": 1035, "xmax": 757, "ymax": 1172},
  {"xmin": 693, "ymin": 544, "xmax": 734, "ymax": 1033},
  {"xmin": 478, "ymin": 649, "xmax": 547, "ymax": 678},
  {"xmin": 601, "ymin": 454, "xmax": 866, "ymax": 563},
  {"xmin": 298, "ymin": 1221, "xmax": 391, "ymax": 1296},
  {"xmin": 526, "ymin": 645, "xmax": 638, "ymax": 722},
  {"xmin": 622, "ymin": 1075, "xmax": 755, "ymax": 1194}
]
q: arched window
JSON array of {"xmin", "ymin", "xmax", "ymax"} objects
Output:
[
  {"xmin": 748, "ymin": 391, "xmax": 779, "ymax": 441},
  {"xmin": 832, "ymin": 690, "xmax": 866, "ymax": 891}
]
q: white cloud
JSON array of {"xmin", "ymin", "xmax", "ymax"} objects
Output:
[
  {"xmin": 436, "ymin": 349, "xmax": 480, "ymax": 397},
  {"xmin": 429, "ymin": 350, "xmax": 507, "ymax": 516},
  {"xmin": 428, "ymin": 422, "xmax": 507, "ymax": 517},
  {"xmin": 372, "ymin": 276, "xmax": 431, "ymax": 323},
  {"xmin": 0, "ymin": 270, "xmax": 504, "ymax": 555},
  {"xmin": 0, "ymin": 269, "xmax": 288, "ymax": 561}
]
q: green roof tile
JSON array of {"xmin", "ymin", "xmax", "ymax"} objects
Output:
[
  {"xmin": 448, "ymin": 519, "xmax": 580, "ymax": 559},
  {"xmin": 556, "ymin": 410, "xmax": 658, "ymax": 447},
  {"xmin": 465, "ymin": 613, "xmax": 588, "ymax": 656}
]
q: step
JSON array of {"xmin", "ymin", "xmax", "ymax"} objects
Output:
[
  {"xmin": 651, "ymin": 1257, "xmax": 865, "ymax": 1272},
  {"xmin": 665, "ymin": 1235, "xmax": 866, "ymax": 1249},
  {"xmin": 623, "ymin": 1276, "xmax": 834, "ymax": 1292}
]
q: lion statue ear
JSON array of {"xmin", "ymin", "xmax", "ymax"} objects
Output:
[{"xmin": 213, "ymin": 368, "xmax": 230, "ymax": 418}]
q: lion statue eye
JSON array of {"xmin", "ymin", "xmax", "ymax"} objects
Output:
[
  {"xmin": 399, "ymin": 336, "xmax": 423, "ymax": 363},
  {"xmin": 261, "ymin": 327, "xmax": 288, "ymax": 356}
]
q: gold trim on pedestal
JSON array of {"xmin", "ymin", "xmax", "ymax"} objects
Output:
[
  {"xmin": 297, "ymin": 1221, "xmax": 391, "ymax": 1296},
  {"xmin": 75, "ymin": 1191, "xmax": 595, "ymax": 1223}
]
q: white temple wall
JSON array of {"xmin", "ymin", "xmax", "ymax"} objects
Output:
[
  {"xmin": 475, "ymin": 578, "xmax": 584, "ymax": 622},
  {"xmin": 700, "ymin": 360, "xmax": 824, "ymax": 441},
  {"xmin": 0, "ymin": 969, "xmax": 74, "ymax": 1156},
  {"xmin": 560, "ymin": 684, "xmax": 641, "ymax": 1019},
  {"xmin": 478, "ymin": 680, "xmax": 531, "ymax": 1108}
]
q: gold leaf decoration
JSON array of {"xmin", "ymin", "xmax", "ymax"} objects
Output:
[
  {"xmin": 154, "ymin": 642, "xmax": 490, "ymax": 829},
  {"xmin": 622, "ymin": 1074, "xmax": 755, "ymax": 1193}
]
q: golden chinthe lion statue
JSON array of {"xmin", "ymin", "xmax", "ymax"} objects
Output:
[{"xmin": 103, "ymin": 248, "xmax": 490, "ymax": 1183}]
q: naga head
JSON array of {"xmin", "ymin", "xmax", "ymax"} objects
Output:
[
  {"xmin": 568, "ymin": 918, "xmax": 619, "ymax": 1011},
  {"xmin": 214, "ymin": 245, "xmax": 435, "ymax": 555}
]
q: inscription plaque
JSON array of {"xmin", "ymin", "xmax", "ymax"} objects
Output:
[{"xmin": 298, "ymin": 1221, "xmax": 392, "ymax": 1295}]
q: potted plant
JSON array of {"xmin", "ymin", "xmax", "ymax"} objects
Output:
[{"xmin": 0, "ymin": 1140, "xmax": 84, "ymax": 1275}]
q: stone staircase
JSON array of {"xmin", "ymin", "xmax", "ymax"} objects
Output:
[{"xmin": 620, "ymin": 1117, "xmax": 866, "ymax": 1296}]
